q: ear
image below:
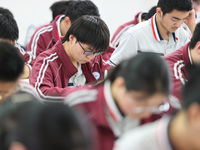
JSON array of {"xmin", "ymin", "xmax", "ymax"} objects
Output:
[
  {"xmin": 9, "ymin": 142, "xmax": 27, "ymax": 150},
  {"xmin": 156, "ymin": 7, "xmax": 162, "ymax": 18},
  {"xmin": 194, "ymin": 41, "xmax": 200, "ymax": 55},
  {"xmin": 63, "ymin": 16, "xmax": 71, "ymax": 26},
  {"xmin": 68, "ymin": 34, "xmax": 76, "ymax": 43},
  {"xmin": 114, "ymin": 77, "xmax": 126, "ymax": 91},
  {"xmin": 187, "ymin": 103, "xmax": 200, "ymax": 130}
]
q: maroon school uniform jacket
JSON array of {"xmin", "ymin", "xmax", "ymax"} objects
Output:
[
  {"xmin": 64, "ymin": 81, "xmax": 162, "ymax": 150},
  {"xmin": 29, "ymin": 38, "xmax": 107, "ymax": 101},
  {"xmin": 164, "ymin": 42, "xmax": 191, "ymax": 103},
  {"xmin": 65, "ymin": 83, "xmax": 115, "ymax": 150},
  {"xmin": 27, "ymin": 15, "xmax": 63, "ymax": 61}
]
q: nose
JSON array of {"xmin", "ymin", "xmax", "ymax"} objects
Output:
[{"xmin": 174, "ymin": 20, "xmax": 185, "ymax": 28}]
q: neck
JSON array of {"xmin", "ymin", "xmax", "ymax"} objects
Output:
[
  {"xmin": 155, "ymin": 15, "xmax": 169, "ymax": 41},
  {"xmin": 168, "ymin": 112, "xmax": 193, "ymax": 150}
]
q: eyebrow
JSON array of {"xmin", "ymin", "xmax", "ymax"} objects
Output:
[{"xmin": 172, "ymin": 14, "xmax": 189, "ymax": 20}]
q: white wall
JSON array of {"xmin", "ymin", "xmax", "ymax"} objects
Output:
[{"xmin": 0, "ymin": 0, "xmax": 158, "ymax": 46}]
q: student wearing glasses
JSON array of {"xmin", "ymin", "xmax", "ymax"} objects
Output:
[
  {"xmin": 113, "ymin": 66, "xmax": 200, "ymax": 150},
  {"xmin": 64, "ymin": 52, "xmax": 171, "ymax": 150},
  {"xmin": 29, "ymin": 15, "xmax": 110, "ymax": 101}
]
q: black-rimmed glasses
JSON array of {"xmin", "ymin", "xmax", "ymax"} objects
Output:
[{"xmin": 77, "ymin": 41, "xmax": 102, "ymax": 56}]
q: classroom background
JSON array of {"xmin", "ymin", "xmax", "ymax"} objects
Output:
[{"xmin": 0, "ymin": 0, "xmax": 157, "ymax": 46}]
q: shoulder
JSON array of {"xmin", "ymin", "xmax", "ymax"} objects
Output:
[
  {"xmin": 126, "ymin": 20, "xmax": 151, "ymax": 34},
  {"xmin": 18, "ymin": 80, "xmax": 42, "ymax": 101},
  {"xmin": 64, "ymin": 85, "xmax": 101, "ymax": 106},
  {"xmin": 32, "ymin": 24, "xmax": 54, "ymax": 38},
  {"xmin": 114, "ymin": 120, "xmax": 159, "ymax": 150}
]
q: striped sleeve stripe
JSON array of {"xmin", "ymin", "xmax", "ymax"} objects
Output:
[
  {"xmin": 15, "ymin": 43, "xmax": 26, "ymax": 55},
  {"xmin": 65, "ymin": 89, "xmax": 98, "ymax": 106},
  {"xmin": 173, "ymin": 60, "xmax": 185, "ymax": 84},
  {"xmin": 35, "ymin": 53, "xmax": 64, "ymax": 100},
  {"xmin": 112, "ymin": 24, "xmax": 134, "ymax": 48},
  {"xmin": 31, "ymin": 25, "xmax": 53, "ymax": 59},
  {"xmin": 26, "ymin": 51, "xmax": 33, "ymax": 64}
]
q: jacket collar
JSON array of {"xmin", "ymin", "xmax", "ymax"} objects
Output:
[{"xmin": 151, "ymin": 14, "xmax": 178, "ymax": 42}]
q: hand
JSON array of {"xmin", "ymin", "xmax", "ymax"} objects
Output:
[{"xmin": 184, "ymin": 9, "xmax": 196, "ymax": 34}]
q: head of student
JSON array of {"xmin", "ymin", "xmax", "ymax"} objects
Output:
[
  {"xmin": 180, "ymin": 65, "xmax": 200, "ymax": 149},
  {"xmin": 156, "ymin": 0, "xmax": 192, "ymax": 33},
  {"xmin": 0, "ymin": 13, "xmax": 18, "ymax": 44},
  {"xmin": 50, "ymin": 0, "xmax": 71, "ymax": 21},
  {"xmin": 106, "ymin": 52, "xmax": 171, "ymax": 119},
  {"xmin": 60, "ymin": 0, "xmax": 100, "ymax": 37},
  {"xmin": 0, "ymin": 92, "xmax": 93, "ymax": 150},
  {"xmin": 0, "ymin": 41, "xmax": 24, "ymax": 101},
  {"xmin": 62, "ymin": 15, "xmax": 110, "ymax": 64}
]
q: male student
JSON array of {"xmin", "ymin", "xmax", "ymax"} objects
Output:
[
  {"xmin": 0, "ymin": 41, "xmax": 39, "ymax": 101},
  {"xmin": 113, "ymin": 65, "xmax": 200, "ymax": 150},
  {"xmin": 0, "ymin": 8, "xmax": 32, "ymax": 78},
  {"xmin": 64, "ymin": 52, "xmax": 171, "ymax": 150},
  {"xmin": 29, "ymin": 15, "xmax": 110, "ymax": 101},
  {"xmin": 27, "ymin": 0, "xmax": 100, "ymax": 61},
  {"xmin": 109, "ymin": 0, "xmax": 196, "ymax": 65},
  {"xmin": 164, "ymin": 23, "xmax": 200, "ymax": 107}
]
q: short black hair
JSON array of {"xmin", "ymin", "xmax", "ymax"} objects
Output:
[
  {"xmin": 182, "ymin": 65, "xmax": 200, "ymax": 109},
  {"xmin": 145, "ymin": 6, "xmax": 157, "ymax": 20},
  {"xmin": 63, "ymin": 15, "xmax": 110, "ymax": 53},
  {"xmin": 157, "ymin": 0, "xmax": 192, "ymax": 15},
  {"xmin": 0, "ymin": 14, "xmax": 18, "ymax": 41},
  {"xmin": 189, "ymin": 23, "xmax": 200, "ymax": 49},
  {"xmin": 0, "ymin": 92, "xmax": 93, "ymax": 150},
  {"xmin": 64, "ymin": 0, "xmax": 100, "ymax": 23},
  {"xmin": 107, "ymin": 52, "xmax": 171, "ymax": 96},
  {"xmin": 50, "ymin": 0, "xmax": 72, "ymax": 20},
  {"xmin": 0, "ymin": 92, "xmax": 40, "ymax": 150},
  {"xmin": 0, "ymin": 7, "xmax": 14, "ymax": 18},
  {"xmin": 0, "ymin": 41, "xmax": 24, "ymax": 82}
]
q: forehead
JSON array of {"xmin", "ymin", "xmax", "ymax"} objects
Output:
[
  {"xmin": 165, "ymin": 9, "xmax": 190, "ymax": 18},
  {"xmin": 127, "ymin": 90, "xmax": 166, "ymax": 105}
]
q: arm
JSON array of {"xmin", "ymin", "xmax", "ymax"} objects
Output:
[
  {"xmin": 184, "ymin": 9, "xmax": 196, "ymax": 35},
  {"xmin": 29, "ymin": 56, "xmax": 73, "ymax": 101},
  {"xmin": 109, "ymin": 33, "xmax": 138, "ymax": 65}
]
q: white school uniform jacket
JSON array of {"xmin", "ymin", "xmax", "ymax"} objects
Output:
[
  {"xmin": 113, "ymin": 115, "xmax": 173, "ymax": 150},
  {"xmin": 109, "ymin": 14, "xmax": 190, "ymax": 65}
]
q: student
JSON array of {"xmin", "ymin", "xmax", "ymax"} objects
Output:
[
  {"xmin": 109, "ymin": 0, "xmax": 196, "ymax": 65},
  {"xmin": 113, "ymin": 65, "xmax": 200, "ymax": 150},
  {"xmin": 30, "ymin": 15, "xmax": 110, "ymax": 101},
  {"xmin": 0, "ymin": 92, "xmax": 93, "ymax": 150},
  {"xmin": 27, "ymin": 0, "xmax": 100, "ymax": 61},
  {"xmin": 64, "ymin": 52, "xmax": 171, "ymax": 150},
  {"xmin": 0, "ymin": 9, "xmax": 32, "ymax": 78},
  {"xmin": 164, "ymin": 23, "xmax": 200, "ymax": 107},
  {"xmin": 0, "ymin": 41, "xmax": 39, "ymax": 102}
]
